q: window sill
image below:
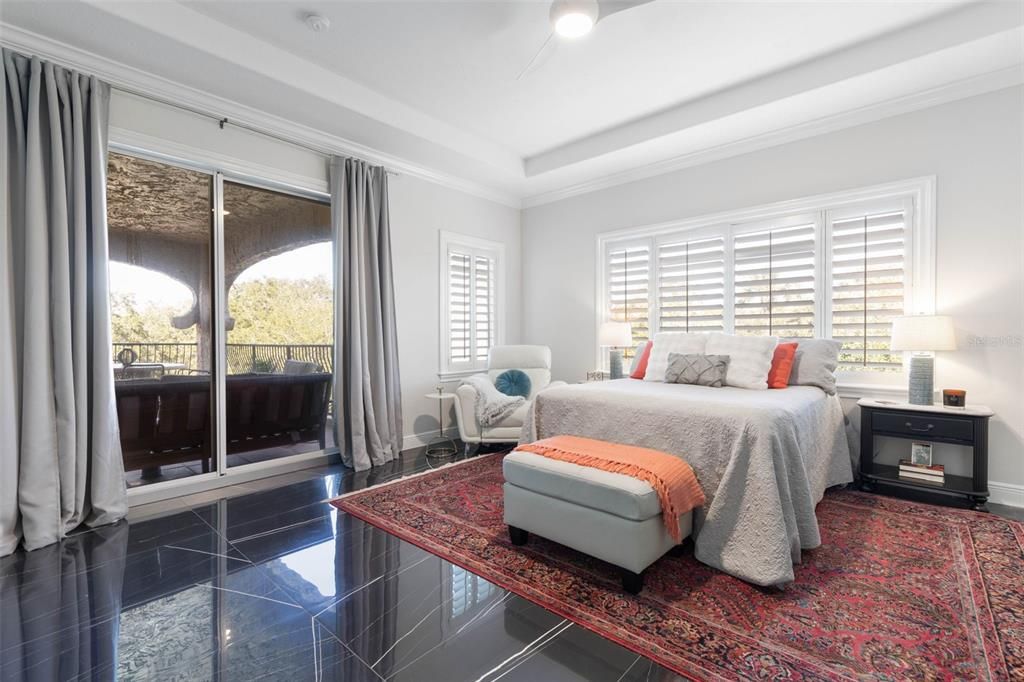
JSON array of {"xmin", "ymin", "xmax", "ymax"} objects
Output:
[
  {"xmin": 438, "ymin": 368, "xmax": 486, "ymax": 382},
  {"xmin": 836, "ymin": 383, "xmax": 911, "ymax": 400}
]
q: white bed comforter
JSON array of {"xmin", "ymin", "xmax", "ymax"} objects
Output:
[{"xmin": 521, "ymin": 379, "xmax": 853, "ymax": 586}]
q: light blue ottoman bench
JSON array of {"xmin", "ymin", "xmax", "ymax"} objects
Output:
[{"xmin": 502, "ymin": 449, "xmax": 693, "ymax": 594}]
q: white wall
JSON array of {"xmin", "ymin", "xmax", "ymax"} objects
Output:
[
  {"xmin": 109, "ymin": 91, "xmax": 521, "ymax": 453},
  {"xmin": 388, "ymin": 173, "xmax": 521, "ymax": 448},
  {"xmin": 521, "ymin": 86, "xmax": 1024, "ymax": 503}
]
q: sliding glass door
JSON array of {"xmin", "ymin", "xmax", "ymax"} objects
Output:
[
  {"xmin": 108, "ymin": 152, "xmax": 216, "ymax": 488},
  {"xmin": 221, "ymin": 180, "xmax": 334, "ymax": 467},
  {"xmin": 106, "ymin": 151, "xmax": 334, "ymax": 488}
]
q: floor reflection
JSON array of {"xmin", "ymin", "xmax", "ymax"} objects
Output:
[
  {"xmin": 1, "ymin": 523, "xmax": 127, "ymax": 681},
  {"xmin": 0, "ymin": 451, "xmax": 683, "ymax": 681}
]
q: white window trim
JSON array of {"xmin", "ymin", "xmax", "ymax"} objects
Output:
[
  {"xmin": 439, "ymin": 231, "xmax": 506, "ymax": 380},
  {"xmin": 595, "ymin": 177, "xmax": 936, "ymax": 392}
]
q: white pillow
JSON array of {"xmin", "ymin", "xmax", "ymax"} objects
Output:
[
  {"xmin": 644, "ymin": 332, "xmax": 709, "ymax": 381},
  {"xmin": 705, "ymin": 333, "xmax": 779, "ymax": 390}
]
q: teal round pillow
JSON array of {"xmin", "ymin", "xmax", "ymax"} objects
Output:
[{"xmin": 494, "ymin": 369, "xmax": 531, "ymax": 398}]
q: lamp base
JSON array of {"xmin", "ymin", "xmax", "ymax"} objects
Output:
[
  {"xmin": 609, "ymin": 350, "xmax": 624, "ymax": 380},
  {"xmin": 908, "ymin": 353, "xmax": 934, "ymax": 405}
]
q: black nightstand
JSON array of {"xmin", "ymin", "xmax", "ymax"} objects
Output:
[{"xmin": 857, "ymin": 398, "xmax": 993, "ymax": 511}]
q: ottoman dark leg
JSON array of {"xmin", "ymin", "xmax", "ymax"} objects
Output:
[
  {"xmin": 508, "ymin": 526, "xmax": 529, "ymax": 546},
  {"xmin": 621, "ymin": 569, "xmax": 644, "ymax": 595}
]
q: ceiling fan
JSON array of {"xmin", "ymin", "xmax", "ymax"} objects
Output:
[{"xmin": 517, "ymin": 0, "xmax": 656, "ymax": 79}]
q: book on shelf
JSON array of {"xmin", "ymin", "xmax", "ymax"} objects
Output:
[
  {"xmin": 899, "ymin": 459, "xmax": 944, "ymax": 473},
  {"xmin": 898, "ymin": 459, "xmax": 945, "ymax": 483},
  {"xmin": 899, "ymin": 470, "xmax": 946, "ymax": 485}
]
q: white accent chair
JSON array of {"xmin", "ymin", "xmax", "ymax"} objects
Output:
[{"xmin": 453, "ymin": 345, "xmax": 566, "ymax": 447}]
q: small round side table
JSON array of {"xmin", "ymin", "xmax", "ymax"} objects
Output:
[{"xmin": 424, "ymin": 391, "xmax": 458, "ymax": 458}]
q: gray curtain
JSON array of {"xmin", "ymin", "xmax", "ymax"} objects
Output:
[
  {"xmin": 1, "ymin": 49, "xmax": 126, "ymax": 557},
  {"xmin": 330, "ymin": 156, "xmax": 403, "ymax": 471}
]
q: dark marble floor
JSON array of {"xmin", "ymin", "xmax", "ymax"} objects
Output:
[
  {"xmin": 4, "ymin": 448, "xmax": 1021, "ymax": 682},
  {"xmin": 0, "ymin": 449, "xmax": 684, "ymax": 682}
]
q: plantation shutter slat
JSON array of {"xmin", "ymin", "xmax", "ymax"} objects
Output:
[
  {"xmin": 607, "ymin": 244, "xmax": 651, "ymax": 350},
  {"xmin": 657, "ymin": 236, "xmax": 726, "ymax": 333},
  {"xmin": 734, "ymin": 222, "xmax": 816, "ymax": 338},
  {"xmin": 830, "ymin": 210, "xmax": 906, "ymax": 371}
]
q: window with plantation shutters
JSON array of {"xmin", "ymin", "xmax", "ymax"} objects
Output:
[
  {"xmin": 440, "ymin": 233, "xmax": 504, "ymax": 376},
  {"xmin": 734, "ymin": 219, "xmax": 817, "ymax": 337},
  {"xmin": 830, "ymin": 207, "xmax": 907, "ymax": 372},
  {"xmin": 657, "ymin": 236, "xmax": 726, "ymax": 333},
  {"xmin": 598, "ymin": 179, "xmax": 932, "ymax": 384},
  {"xmin": 606, "ymin": 243, "xmax": 650, "ymax": 353}
]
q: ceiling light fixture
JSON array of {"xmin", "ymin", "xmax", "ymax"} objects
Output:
[{"xmin": 550, "ymin": 0, "xmax": 599, "ymax": 39}]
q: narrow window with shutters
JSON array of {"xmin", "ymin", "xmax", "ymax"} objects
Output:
[
  {"xmin": 657, "ymin": 236, "xmax": 726, "ymax": 333},
  {"xmin": 607, "ymin": 244, "xmax": 650, "ymax": 356},
  {"xmin": 734, "ymin": 220, "xmax": 816, "ymax": 337},
  {"xmin": 442, "ymin": 234, "xmax": 503, "ymax": 375},
  {"xmin": 830, "ymin": 209, "xmax": 906, "ymax": 371}
]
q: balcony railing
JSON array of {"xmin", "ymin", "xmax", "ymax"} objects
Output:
[{"xmin": 111, "ymin": 342, "xmax": 333, "ymax": 375}]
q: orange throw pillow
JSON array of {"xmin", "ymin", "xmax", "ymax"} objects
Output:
[
  {"xmin": 767, "ymin": 342, "xmax": 798, "ymax": 388},
  {"xmin": 630, "ymin": 340, "xmax": 653, "ymax": 379}
]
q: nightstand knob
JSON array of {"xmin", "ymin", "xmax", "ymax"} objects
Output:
[{"xmin": 905, "ymin": 421, "xmax": 935, "ymax": 432}]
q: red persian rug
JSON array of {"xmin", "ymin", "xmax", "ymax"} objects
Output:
[{"xmin": 331, "ymin": 454, "xmax": 1024, "ymax": 681}]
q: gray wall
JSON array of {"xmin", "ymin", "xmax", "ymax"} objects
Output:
[{"xmin": 521, "ymin": 86, "xmax": 1024, "ymax": 501}]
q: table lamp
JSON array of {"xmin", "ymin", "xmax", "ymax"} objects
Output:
[
  {"xmin": 890, "ymin": 314, "xmax": 956, "ymax": 405},
  {"xmin": 599, "ymin": 321, "xmax": 633, "ymax": 379}
]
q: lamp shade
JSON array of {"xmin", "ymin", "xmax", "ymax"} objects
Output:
[
  {"xmin": 599, "ymin": 321, "xmax": 633, "ymax": 348},
  {"xmin": 890, "ymin": 315, "xmax": 956, "ymax": 352}
]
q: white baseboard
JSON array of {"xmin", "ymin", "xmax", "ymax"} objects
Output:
[
  {"xmin": 402, "ymin": 428, "xmax": 459, "ymax": 452},
  {"xmin": 988, "ymin": 480, "xmax": 1024, "ymax": 509}
]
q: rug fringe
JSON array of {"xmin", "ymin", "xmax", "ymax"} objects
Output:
[{"xmin": 327, "ymin": 453, "xmax": 501, "ymax": 502}]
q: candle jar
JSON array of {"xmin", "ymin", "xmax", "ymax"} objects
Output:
[{"xmin": 942, "ymin": 389, "xmax": 966, "ymax": 409}]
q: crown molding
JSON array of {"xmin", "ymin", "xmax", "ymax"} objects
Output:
[
  {"xmin": 3, "ymin": 20, "xmax": 1021, "ymax": 213},
  {"xmin": 521, "ymin": 65, "xmax": 1023, "ymax": 209},
  {"xmin": 0, "ymin": 22, "xmax": 522, "ymax": 209}
]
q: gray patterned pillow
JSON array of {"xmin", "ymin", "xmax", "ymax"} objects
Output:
[{"xmin": 665, "ymin": 353, "xmax": 730, "ymax": 387}]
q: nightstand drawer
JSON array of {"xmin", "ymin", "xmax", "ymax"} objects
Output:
[{"xmin": 872, "ymin": 411, "xmax": 973, "ymax": 441}]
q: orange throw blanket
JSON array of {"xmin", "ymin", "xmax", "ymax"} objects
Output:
[{"xmin": 515, "ymin": 435, "xmax": 706, "ymax": 543}]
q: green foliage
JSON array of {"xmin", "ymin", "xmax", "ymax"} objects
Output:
[
  {"xmin": 111, "ymin": 276, "xmax": 334, "ymax": 347},
  {"xmin": 227, "ymin": 276, "xmax": 333, "ymax": 345},
  {"xmin": 110, "ymin": 293, "xmax": 195, "ymax": 344}
]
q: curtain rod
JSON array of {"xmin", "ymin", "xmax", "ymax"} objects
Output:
[{"xmin": 111, "ymin": 83, "xmax": 400, "ymax": 176}]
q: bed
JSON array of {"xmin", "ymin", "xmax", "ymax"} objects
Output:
[{"xmin": 521, "ymin": 379, "xmax": 853, "ymax": 586}]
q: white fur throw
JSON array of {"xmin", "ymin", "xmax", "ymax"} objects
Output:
[
  {"xmin": 644, "ymin": 332, "xmax": 709, "ymax": 381},
  {"xmin": 464, "ymin": 375, "xmax": 525, "ymax": 427},
  {"xmin": 705, "ymin": 332, "xmax": 779, "ymax": 390}
]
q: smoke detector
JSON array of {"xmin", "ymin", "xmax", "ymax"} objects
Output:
[{"xmin": 305, "ymin": 14, "xmax": 331, "ymax": 33}]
